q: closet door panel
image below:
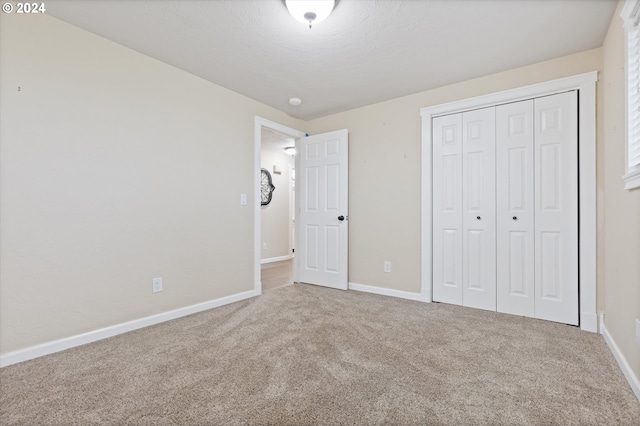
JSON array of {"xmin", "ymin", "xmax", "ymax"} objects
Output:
[
  {"xmin": 496, "ymin": 100, "xmax": 535, "ymax": 317},
  {"xmin": 433, "ymin": 114, "xmax": 463, "ymax": 305},
  {"xmin": 462, "ymin": 107, "xmax": 496, "ymax": 311},
  {"xmin": 534, "ymin": 91, "xmax": 579, "ymax": 325}
]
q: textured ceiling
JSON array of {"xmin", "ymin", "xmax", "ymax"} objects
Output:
[
  {"xmin": 262, "ymin": 127, "xmax": 296, "ymax": 152},
  {"xmin": 46, "ymin": 0, "xmax": 617, "ymax": 120}
]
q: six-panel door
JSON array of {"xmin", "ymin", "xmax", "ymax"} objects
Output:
[{"xmin": 296, "ymin": 129, "xmax": 349, "ymax": 290}]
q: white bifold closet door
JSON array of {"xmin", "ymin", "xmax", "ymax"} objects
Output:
[
  {"xmin": 496, "ymin": 100, "xmax": 535, "ymax": 317},
  {"xmin": 434, "ymin": 91, "xmax": 578, "ymax": 325},
  {"xmin": 433, "ymin": 107, "xmax": 496, "ymax": 311},
  {"xmin": 495, "ymin": 91, "xmax": 578, "ymax": 325},
  {"xmin": 532, "ymin": 92, "xmax": 578, "ymax": 325},
  {"xmin": 432, "ymin": 113, "xmax": 463, "ymax": 305},
  {"xmin": 462, "ymin": 108, "xmax": 496, "ymax": 311}
]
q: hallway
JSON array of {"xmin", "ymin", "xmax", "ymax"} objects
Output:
[{"xmin": 261, "ymin": 259, "xmax": 294, "ymax": 292}]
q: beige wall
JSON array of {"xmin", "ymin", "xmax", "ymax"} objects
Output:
[
  {"xmin": 260, "ymin": 143, "xmax": 294, "ymax": 260},
  {"xmin": 306, "ymin": 49, "xmax": 602, "ymax": 294},
  {"xmin": 601, "ymin": 0, "xmax": 640, "ymax": 379},
  {"xmin": 0, "ymin": 14, "xmax": 302, "ymax": 354}
]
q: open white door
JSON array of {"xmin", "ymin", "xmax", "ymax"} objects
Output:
[{"xmin": 295, "ymin": 129, "xmax": 348, "ymax": 290}]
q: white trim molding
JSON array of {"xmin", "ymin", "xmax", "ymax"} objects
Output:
[
  {"xmin": 349, "ymin": 282, "xmax": 430, "ymax": 302},
  {"xmin": 623, "ymin": 168, "xmax": 640, "ymax": 190},
  {"xmin": 601, "ymin": 321, "xmax": 640, "ymax": 402},
  {"xmin": 622, "ymin": 0, "xmax": 640, "ymax": 190},
  {"xmin": 420, "ymin": 72, "xmax": 599, "ymax": 332},
  {"xmin": 261, "ymin": 255, "xmax": 293, "ymax": 264},
  {"xmin": 0, "ymin": 289, "xmax": 259, "ymax": 368},
  {"xmin": 580, "ymin": 311, "xmax": 599, "ymax": 335}
]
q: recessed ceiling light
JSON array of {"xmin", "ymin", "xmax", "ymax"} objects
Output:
[{"xmin": 289, "ymin": 97, "xmax": 302, "ymax": 106}]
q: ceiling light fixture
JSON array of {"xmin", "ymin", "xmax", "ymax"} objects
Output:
[
  {"xmin": 285, "ymin": 0, "xmax": 335, "ymax": 29},
  {"xmin": 289, "ymin": 97, "xmax": 302, "ymax": 106},
  {"xmin": 284, "ymin": 146, "xmax": 296, "ymax": 156}
]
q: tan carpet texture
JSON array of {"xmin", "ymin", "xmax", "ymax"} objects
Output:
[{"xmin": 1, "ymin": 284, "xmax": 639, "ymax": 425}]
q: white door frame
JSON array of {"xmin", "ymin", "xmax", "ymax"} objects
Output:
[
  {"xmin": 254, "ymin": 117, "xmax": 306, "ymax": 294},
  {"xmin": 288, "ymin": 162, "xmax": 295, "ymax": 259},
  {"xmin": 420, "ymin": 72, "xmax": 598, "ymax": 332}
]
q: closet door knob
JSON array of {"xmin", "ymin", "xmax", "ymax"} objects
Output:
[
  {"xmin": 476, "ymin": 216, "xmax": 481, "ymax": 220},
  {"xmin": 513, "ymin": 216, "xmax": 518, "ymax": 221}
]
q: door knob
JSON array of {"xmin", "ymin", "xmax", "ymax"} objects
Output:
[
  {"xmin": 513, "ymin": 216, "xmax": 518, "ymax": 221},
  {"xmin": 476, "ymin": 216, "xmax": 481, "ymax": 220},
  {"xmin": 338, "ymin": 215, "xmax": 345, "ymax": 221}
]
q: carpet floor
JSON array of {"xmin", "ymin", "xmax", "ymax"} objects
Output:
[{"xmin": 1, "ymin": 284, "xmax": 639, "ymax": 425}]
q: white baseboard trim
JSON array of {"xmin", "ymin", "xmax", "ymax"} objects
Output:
[
  {"xmin": 261, "ymin": 255, "xmax": 292, "ymax": 264},
  {"xmin": 580, "ymin": 311, "xmax": 598, "ymax": 333},
  {"xmin": 0, "ymin": 289, "xmax": 260, "ymax": 368},
  {"xmin": 601, "ymin": 322, "xmax": 640, "ymax": 402},
  {"xmin": 348, "ymin": 282, "xmax": 429, "ymax": 302}
]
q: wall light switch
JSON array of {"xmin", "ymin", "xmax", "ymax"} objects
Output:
[
  {"xmin": 636, "ymin": 319, "xmax": 640, "ymax": 346},
  {"xmin": 240, "ymin": 193, "xmax": 247, "ymax": 205}
]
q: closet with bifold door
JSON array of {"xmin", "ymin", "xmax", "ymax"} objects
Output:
[{"xmin": 432, "ymin": 90, "xmax": 579, "ymax": 326}]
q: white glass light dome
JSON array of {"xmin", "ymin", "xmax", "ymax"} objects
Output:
[{"xmin": 285, "ymin": 0, "xmax": 336, "ymax": 29}]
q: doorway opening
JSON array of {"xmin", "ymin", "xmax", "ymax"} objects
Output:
[
  {"xmin": 254, "ymin": 117, "xmax": 306, "ymax": 294},
  {"xmin": 260, "ymin": 127, "xmax": 296, "ymax": 291}
]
